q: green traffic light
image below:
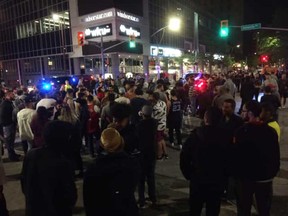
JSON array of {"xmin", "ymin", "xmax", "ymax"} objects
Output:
[
  {"xmin": 129, "ymin": 41, "xmax": 136, "ymax": 48},
  {"xmin": 220, "ymin": 27, "xmax": 229, "ymax": 37}
]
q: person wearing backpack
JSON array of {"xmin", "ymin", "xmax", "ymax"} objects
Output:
[{"xmin": 86, "ymin": 95, "xmax": 100, "ymax": 158}]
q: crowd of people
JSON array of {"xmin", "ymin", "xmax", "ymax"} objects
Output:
[{"xmin": 0, "ymin": 69, "xmax": 284, "ymax": 216}]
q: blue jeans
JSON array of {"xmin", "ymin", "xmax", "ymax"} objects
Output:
[{"xmin": 3, "ymin": 124, "xmax": 16, "ymax": 159}]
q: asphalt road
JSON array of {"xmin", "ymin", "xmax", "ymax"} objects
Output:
[{"xmin": 3, "ymin": 95, "xmax": 288, "ymax": 216}]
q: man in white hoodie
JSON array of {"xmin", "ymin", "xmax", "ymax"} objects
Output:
[{"xmin": 17, "ymin": 96, "xmax": 36, "ymax": 154}]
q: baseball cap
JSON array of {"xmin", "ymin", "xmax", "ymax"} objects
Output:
[{"xmin": 36, "ymin": 98, "xmax": 56, "ymax": 110}]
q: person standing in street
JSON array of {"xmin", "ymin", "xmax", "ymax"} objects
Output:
[
  {"xmin": 84, "ymin": 128, "xmax": 139, "ymax": 216},
  {"xmin": 17, "ymin": 96, "xmax": 36, "ymax": 155},
  {"xmin": 0, "ymin": 90, "xmax": 20, "ymax": 161},
  {"xmin": 180, "ymin": 107, "xmax": 229, "ymax": 216},
  {"xmin": 260, "ymin": 102, "xmax": 281, "ymax": 141},
  {"xmin": 136, "ymin": 105, "xmax": 158, "ymax": 208},
  {"xmin": 238, "ymin": 75, "xmax": 255, "ymax": 114},
  {"xmin": 218, "ymin": 99, "xmax": 243, "ymax": 202},
  {"xmin": 233, "ymin": 101, "xmax": 280, "ymax": 216},
  {"xmin": 21, "ymin": 121, "xmax": 77, "ymax": 216},
  {"xmin": 148, "ymin": 92, "xmax": 168, "ymax": 159},
  {"xmin": 278, "ymin": 73, "xmax": 288, "ymax": 108},
  {"xmin": 260, "ymin": 86, "xmax": 281, "ymax": 120},
  {"xmin": 130, "ymin": 88, "xmax": 148, "ymax": 126},
  {"xmin": 167, "ymin": 89, "xmax": 183, "ymax": 148}
]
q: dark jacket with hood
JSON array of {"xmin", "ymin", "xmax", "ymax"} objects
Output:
[
  {"xmin": 21, "ymin": 121, "xmax": 77, "ymax": 216},
  {"xmin": 180, "ymin": 126, "xmax": 230, "ymax": 186},
  {"xmin": 83, "ymin": 151, "xmax": 139, "ymax": 216},
  {"xmin": 233, "ymin": 122, "xmax": 280, "ymax": 181}
]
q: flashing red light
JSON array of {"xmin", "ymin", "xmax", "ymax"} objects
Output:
[
  {"xmin": 194, "ymin": 80, "xmax": 207, "ymax": 92},
  {"xmin": 260, "ymin": 55, "xmax": 269, "ymax": 63}
]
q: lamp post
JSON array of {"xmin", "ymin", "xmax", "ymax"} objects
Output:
[
  {"xmin": 151, "ymin": 17, "xmax": 181, "ymax": 79},
  {"xmin": 52, "ymin": 13, "xmax": 66, "ymax": 74}
]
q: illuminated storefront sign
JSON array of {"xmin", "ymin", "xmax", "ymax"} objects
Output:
[
  {"xmin": 116, "ymin": 11, "xmax": 139, "ymax": 22},
  {"xmin": 83, "ymin": 9, "xmax": 140, "ymax": 23},
  {"xmin": 119, "ymin": 24, "xmax": 141, "ymax": 38},
  {"xmin": 150, "ymin": 46, "xmax": 182, "ymax": 57},
  {"xmin": 85, "ymin": 24, "xmax": 112, "ymax": 39},
  {"xmin": 84, "ymin": 11, "xmax": 114, "ymax": 22}
]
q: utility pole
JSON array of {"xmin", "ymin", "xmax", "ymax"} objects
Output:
[
  {"xmin": 194, "ymin": 12, "xmax": 199, "ymax": 72},
  {"xmin": 100, "ymin": 34, "xmax": 104, "ymax": 77},
  {"xmin": 87, "ymin": 38, "xmax": 128, "ymax": 78}
]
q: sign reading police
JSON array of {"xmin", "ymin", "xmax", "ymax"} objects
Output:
[
  {"xmin": 85, "ymin": 24, "xmax": 113, "ymax": 39},
  {"xmin": 119, "ymin": 24, "xmax": 141, "ymax": 38}
]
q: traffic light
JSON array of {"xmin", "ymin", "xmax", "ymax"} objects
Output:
[
  {"xmin": 129, "ymin": 35, "xmax": 136, "ymax": 48},
  {"xmin": 220, "ymin": 20, "xmax": 229, "ymax": 38},
  {"xmin": 78, "ymin": 32, "xmax": 84, "ymax": 46},
  {"xmin": 260, "ymin": 55, "xmax": 269, "ymax": 63}
]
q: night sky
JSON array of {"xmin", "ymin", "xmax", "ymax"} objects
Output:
[{"xmin": 243, "ymin": 0, "xmax": 288, "ymax": 55}]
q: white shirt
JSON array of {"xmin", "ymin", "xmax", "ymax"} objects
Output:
[{"xmin": 115, "ymin": 97, "xmax": 130, "ymax": 104}]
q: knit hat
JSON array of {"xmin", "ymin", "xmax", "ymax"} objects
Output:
[{"xmin": 100, "ymin": 128, "xmax": 124, "ymax": 153}]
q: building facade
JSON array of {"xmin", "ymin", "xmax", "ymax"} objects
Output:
[
  {"xmin": 0, "ymin": 0, "xmax": 72, "ymax": 86},
  {"xmin": 0, "ymin": 0, "xmax": 243, "ymax": 86}
]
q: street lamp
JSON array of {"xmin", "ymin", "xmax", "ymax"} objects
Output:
[
  {"xmin": 151, "ymin": 17, "xmax": 181, "ymax": 79},
  {"xmin": 236, "ymin": 44, "xmax": 241, "ymax": 48},
  {"xmin": 52, "ymin": 13, "xmax": 66, "ymax": 74}
]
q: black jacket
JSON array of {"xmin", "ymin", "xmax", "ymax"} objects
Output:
[
  {"xmin": 233, "ymin": 122, "xmax": 280, "ymax": 181},
  {"xmin": 83, "ymin": 151, "xmax": 139, "ymax": 216},
  {"xmin": 136, "ymin": 118, "xmax": 158, "ymax": 161},
  {"xmin": 130, "ymin": 97, "xmax": 148, "ymax": 125},
  {"xmin": 21, "ymin": 148, "xmax": 77, "ymax": 216},
  {"xmin": 219, "ymin": 114, "xmax": 244, "ymax": 143},
  {"xmin": 240, "ymin": 78, "xmax": 255, "ymax": 100},
  {"xmin": 180, "ymin": 126, "xmax": 230, "ymax": 185},
  {"xmin": 260, "ymin": 94, "xmax": 281, "ymax": 110},
  {"xmin": 0, "ymin": 99, "xmax": 14, "ymax": 126}
]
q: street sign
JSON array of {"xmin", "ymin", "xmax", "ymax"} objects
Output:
[{"xmin": 241, "ymin": 23, "xmax": 261, "ymax": 31}]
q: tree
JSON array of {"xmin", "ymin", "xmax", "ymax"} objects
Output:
[{"xmin": 256, "ymin": 6, "xmax": 288, "ymax": 64}]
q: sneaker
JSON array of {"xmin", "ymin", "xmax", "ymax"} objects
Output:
[
  {"xmin": 139, "ymin": 203, "xmax": 148, "ymax": 209},
  {"xmin": 171, "ymin": 142, "xmax": 175, "ymax": 147},
  {"xmin": 164, "ymin": 154, "xmax": 169, "ymax": 159},
  {"xmin": 157, "ymin": 155, "xmax": 163, "ymax": 160}
]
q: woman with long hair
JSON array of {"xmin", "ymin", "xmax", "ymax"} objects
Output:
[
  {"xmin": 58, "ymin": 104, "xmax": 83, "ymax": 178},
  {"xmin": 30, "ymin": 106, "xmax": 50, "ymax": 148}
]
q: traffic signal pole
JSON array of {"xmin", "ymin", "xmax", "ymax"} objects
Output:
[{"xmin": 87, "ymin": 37, "xmax": 128, "ymax": 77}]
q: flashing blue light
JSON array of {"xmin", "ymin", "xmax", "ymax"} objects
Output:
[
  {"xmin": 42, "ymin": 83, "xmax": 51, "ymax": 91},
  {"xmin": 72, "ymin": 78, "xmax": 76, "ymax": 82}
]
